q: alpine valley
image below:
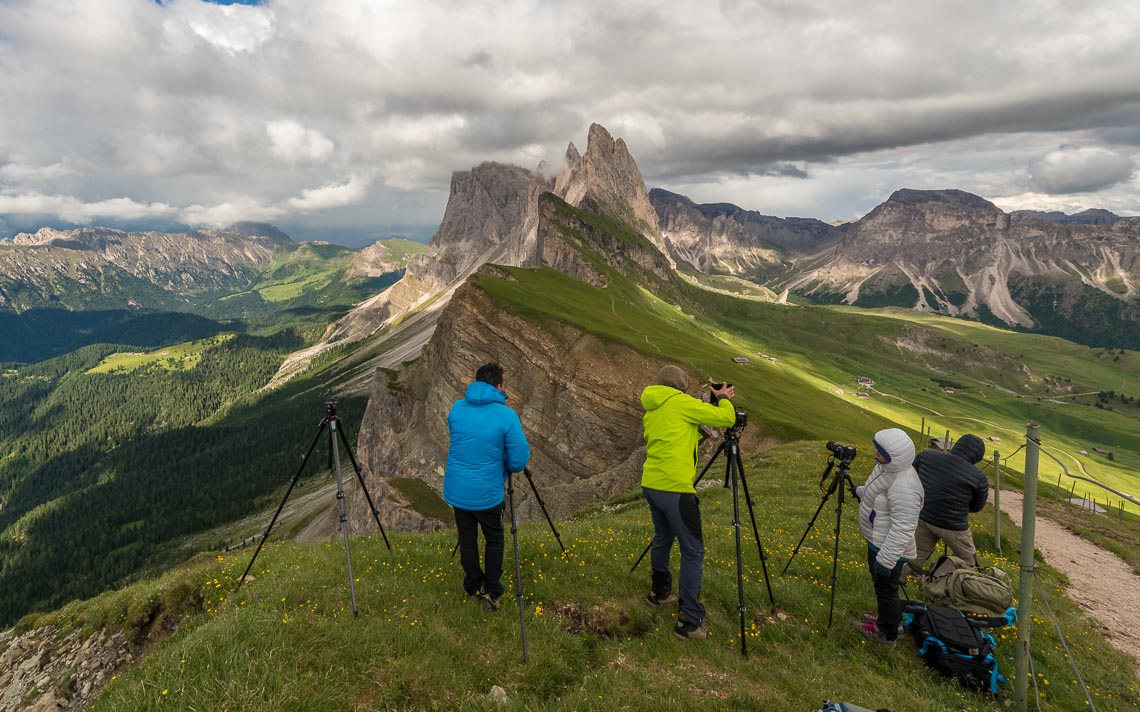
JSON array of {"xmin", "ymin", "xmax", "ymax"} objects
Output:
[{"xmin": 0, "ymin": 124, "xmax": 1137, "ymax": 710}]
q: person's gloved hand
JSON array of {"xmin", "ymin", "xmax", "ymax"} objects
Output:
[
  {"xmin": 873, "ymin": 561, "xmax": 895, "ymax": 579},
  {"xmin": 847, "ymin": 480, "xmax": 860, "ymax": 500}
]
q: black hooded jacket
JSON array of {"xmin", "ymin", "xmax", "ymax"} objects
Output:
[{"xmin": 913, "ymin": 434, "xmax": 989, "ymax": 531}]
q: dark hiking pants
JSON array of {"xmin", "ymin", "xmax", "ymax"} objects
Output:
[
  {"xmin": 643, "ymin": 487, "xmax": 705, "ymax": 624},
  {"xmin": 867, "ymin": 546, "xmax": 904, "ymax": 640},
  {"xmin": 454, "ymin": 503, "xmax": 505, "ymax": 599}
]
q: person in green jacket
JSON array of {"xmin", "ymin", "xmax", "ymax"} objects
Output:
[{"xmin": 641, "ymin": 364, "xmax": 737, "ymax": 639}]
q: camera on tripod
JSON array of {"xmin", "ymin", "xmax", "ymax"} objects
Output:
[
  {"xmin": 733, "ymin": 408, "xmax": 748, "ymax": 429},
  {"xmin": 825, "ymin": 440, "xmax": 857, "ymax": 462}
]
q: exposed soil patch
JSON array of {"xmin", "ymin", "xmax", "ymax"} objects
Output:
[
  {"xmin": 998, "ymin": 489, "xmax": 1140, "ymax": 675},
  {"xmin": 552, "ymin": 601, "xmax": 649, "ymax": 638}
]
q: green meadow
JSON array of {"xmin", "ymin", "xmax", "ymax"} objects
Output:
[
  {"xmin": 40, "ymin": 442, "xmax": 1138, "ymax": 711},
  {"xmin": 86, "ymin": 335, "xmax": 235, "ymax": 374}
]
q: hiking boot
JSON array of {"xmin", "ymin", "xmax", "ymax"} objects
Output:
[
  {"xmin": 478, "ymin": 593, "xmax": 501, "ymax": 611},
  {"xmin": 674, "ymin": 615, "xmax": 707, "ymax": 640},
  {"xmin": 859, "ymin": 614, "xmax": 898, "ymax": 646},
  {"xmin": 646, "ymin": 591, "xmax": 678, "ymax": 607},
  {"xmin": 859, "ymin": 613, "xmax": 904, "ymax": 637}
]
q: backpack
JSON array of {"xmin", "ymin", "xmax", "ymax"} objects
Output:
[
  {"xmin": 919, "ymin": 555, "xmax": 1014, "ymax": 616},
  {"xmin": 902, "ymin": 601, "xmax": 1017, "ymax": 695}
]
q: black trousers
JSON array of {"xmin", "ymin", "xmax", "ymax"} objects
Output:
[
  {"xmin": 867, "ymin": 546, "xmax": 904, "ymax": 640},
  {"xmin": 454, "ymin": 504, "xmax": 505, "ymax": 599}
]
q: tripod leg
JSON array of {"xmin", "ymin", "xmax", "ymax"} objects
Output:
[
  {"xmin": 781, "ymin": 460, "xmax": 837, "ymax": 576},
  {"xmin": 734, "ymin": 447, "xmax": 776, "ymax": 610},
  {"xmin": 632, "ymin": 443, "xmax": 725, "ymax": 572},
  {"xmin": 826, "ymin": 481, "xmax": 846, "ymax": 628},
  {"xmin": 506, "ymin": 472, "xmax": 529, "ymax": 664},
  {"xmin": 331, "ymin": 419, "xmax": 360, "ymax": 616},
  {"xmin": 727, "ymin": 448, "xmax": 748, "ymax": 657},
  {"xmin": 334, "ymin": 423, "xmax": 391, "ymax": 551},
  {"xmin": 238, "ymin": 420, "xmax": 327, "ymax": 589},
  {"xmin": 522, "ymin": 467, "xmax": 565, "ymax": 553}
]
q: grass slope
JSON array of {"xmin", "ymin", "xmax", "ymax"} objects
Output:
[
  {"xmin": 473, "ymin": 264, "xmax": 1139, "ymax": 503},
  {"xmin": 38, "ymin": 443, "xmax": 1138, "ymax": 710}
]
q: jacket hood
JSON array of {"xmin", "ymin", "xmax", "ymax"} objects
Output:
[
  {"xmin": 873, "ymin": 428, "xmax": 915, "ymax": 471},
  {"xmin": 464, "ymin": 380, "xmax": 506, "ymax": 406},
  {"xmin": 951, "ymin": 434, "xmax": 986, "ymax": 464},
  {"xmin": 641, "ymin": 384, "xmax": 684, "ymax": 411}
]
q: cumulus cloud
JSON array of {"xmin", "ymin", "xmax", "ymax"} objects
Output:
[
  {"xmin": 267, "ymin": 120, "xmax": 336, "ymax": 164},
  {"xmin": 0, "ymin": 191, "xmax": 178, "ymax": 224},
  {"xmin": 286, "ymin": 175, "xmax": 371, "ymax": 211},
  {"xmin": 1028, "ymin": 146, "xmax": 1136, "ymax": 194},
  {"xmin": 3, "ymin": 0, "xmax": 1140, "ymax": 232}
]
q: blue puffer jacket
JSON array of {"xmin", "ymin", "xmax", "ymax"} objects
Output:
[{"xmin": 443, "ymin": 380, "xmax": 531, "ymax": 511}]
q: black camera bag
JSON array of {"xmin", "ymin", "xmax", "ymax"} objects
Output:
[{"xmin": 901, "ymin": 601, "xmax": 1015, "ymax": 695}]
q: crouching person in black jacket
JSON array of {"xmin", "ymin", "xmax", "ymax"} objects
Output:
[{"xmin": 908, "ymin": 433, "xmax": 989, "ymax": 573}]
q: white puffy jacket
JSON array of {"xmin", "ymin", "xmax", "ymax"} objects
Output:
[{"xmin": 856, "ymin": 428, "xmax": 924, "ymax": 570}]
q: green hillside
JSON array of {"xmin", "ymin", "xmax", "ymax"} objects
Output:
[
  {"xmin": 31, "ymin": 442, "xmax": 1139, "ymax": 710},
  {"xmin": 473, "ymin": 264, "xmax": 1139, "ymax": 501}
]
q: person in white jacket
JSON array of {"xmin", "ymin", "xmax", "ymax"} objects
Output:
[{"xmin": 854, "ymin": 428, "xmax": 924, "ymax": 644}]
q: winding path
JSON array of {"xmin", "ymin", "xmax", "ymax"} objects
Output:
[{"xmin": 997, "ymin": 488, "xmax": 1140, "ymax": 676}]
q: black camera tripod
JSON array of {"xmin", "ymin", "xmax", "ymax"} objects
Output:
[
  {"xmin": 237, "ymin": 399, "xmax": 391, "ymax": 616},
  {"xmin": 631, "ymin": 422, "xmax": 777, "ymax": 657},
  {"xmin": 781, "ymin": 452, "xmax": 857, "ymax": 627}
]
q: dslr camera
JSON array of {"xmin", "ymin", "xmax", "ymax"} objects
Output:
[
  {"xmin": 825, "ymin": 440, "xmax": 856, "ymax": 462},
  {"xmin": 709, "ymin": 382, "xmax": 747, "ymax": 429}
]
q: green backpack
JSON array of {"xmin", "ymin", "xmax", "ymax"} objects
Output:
[{"xmin": 919, "ymin": 555, "xmax": 1014, "ymax": 617}]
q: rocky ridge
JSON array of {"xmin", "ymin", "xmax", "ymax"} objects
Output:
[
  {"xmin": 782, "ymin": 189, "xmax": 1139, "ymax": 337},
  {"xmin": 650, "ymin": 188, "xmax": 839, "ymax": 274},
  {"xmin": 656, "ymin": 188, "xmax": 1139, "ymax": 347},
  {"xmin": 0, "ymin": 226, "xmax": 291, "ymax": 312}
]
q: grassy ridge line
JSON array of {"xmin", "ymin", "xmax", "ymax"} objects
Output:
[{"xmin": 45, "ymin": 442, "xmax": 1137, "ymax": 710}]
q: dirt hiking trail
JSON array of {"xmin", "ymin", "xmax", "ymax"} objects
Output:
[{"xmin": 998, "ymin": 488, "xmax": 1140, "ymax": 676}]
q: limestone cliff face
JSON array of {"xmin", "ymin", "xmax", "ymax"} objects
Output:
[
  {"xmin": 350, "ymin": 270, "xmax": 676, "ymax": 529},
  {"xmin": 555, "ymin": 124, "xmax": 669, "ymax": 260},
  {"xmin": 650, "ymin": 188, "xmax": 839, "ymax": 274},
  {"xmin": 326, "ymin": 124, "xmax": 665, "ymax": 347}
]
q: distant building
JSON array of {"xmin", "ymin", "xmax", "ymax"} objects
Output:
[
  {"xmin": 857, "ymin": 376, "xmax": 875, "ymax": 386},
  {"xmin": 856, "ymin": 392, "xmax": 870, "ymax": 399},
  {"xmin": 942, "ymin": 387, "xmax": 955, "ymax": 394},
  {"xmin": 1093, "ymin": 447, "xmax": 1108, "ymax": 455},
  {"xmin": 987, "ymin": 436, "xmax": 1002, "ymax": 443},
  {"xmin": 732, "ymin": 357, "xmax": 749, "ymax": 364},
  {"xmin": 1077, "ymin": 450, "xmax": 1089, "ymax": 456}
]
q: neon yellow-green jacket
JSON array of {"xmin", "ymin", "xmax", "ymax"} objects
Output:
[{"xmin": 640, "ymin": 385, "xmax": 737, "ymax": 493}]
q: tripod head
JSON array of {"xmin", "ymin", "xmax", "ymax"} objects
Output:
[{"xmin": 325, "ymin": 398, "xmax": 338, "ymax": 418}]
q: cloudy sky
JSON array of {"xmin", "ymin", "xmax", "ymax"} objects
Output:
[{"xmin": 2, "ymin": 0, "xmax": 1140, "ymax": 245}]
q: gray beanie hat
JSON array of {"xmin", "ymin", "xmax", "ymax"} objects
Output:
[{"xmin": 656, "ymin": 364, "xmax": 688, "ymax": 391}]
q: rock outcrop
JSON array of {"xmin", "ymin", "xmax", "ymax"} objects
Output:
[
  {"xmin": 351, "ymin": 272, "xmax": 678, "ymax": 528},
  {"xmin": 326, "ymin": 124, "xmax": 663, "ymax": 346},
  {"xmin": 0, "ymin": 626, "xmax": 134, "ymax": 711}
]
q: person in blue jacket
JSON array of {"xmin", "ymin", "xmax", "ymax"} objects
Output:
[{"xmin": 443, "ymin": 362, "xmax": 531, "ymax": 610}]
